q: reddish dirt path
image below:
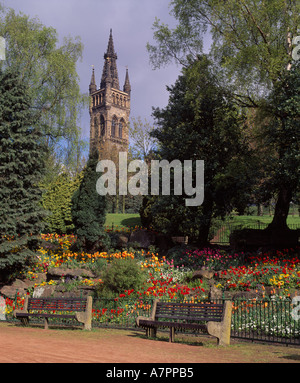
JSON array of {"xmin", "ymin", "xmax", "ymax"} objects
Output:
[{"xmin": 1, "ymin": 323, "xmax": 300, "ymax": 363}]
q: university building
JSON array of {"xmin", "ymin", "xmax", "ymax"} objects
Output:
[{"xmin": 89, "ymin": 29, "xmax": 131, "ymax": 161}]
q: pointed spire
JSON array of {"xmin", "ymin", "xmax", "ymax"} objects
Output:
[
  {"xmin": 89, "ymin": 65, "xmax": 97, "ymax": 94},
  {"xmin": 123, "ymin": 67, "xmax": 131, "ymax": 95},
  {"xmin": 106, "ymin": 29, "xmax": 116, "ymax": 57},
  {"xmin": 101, "ymin": 29, "xmax": 120, "ymax": 89},
  {"xmin": 106, "ymin": 57, "xmax": 112, "ymax": 84}
]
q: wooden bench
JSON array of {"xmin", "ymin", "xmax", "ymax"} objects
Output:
[
  {"xmin": 13, "ymin": 296, "xmax": 93, "ymax": 330},
  {"xmin": 136, "ymin": 300, "xmax": 232, "ymax": 346}
]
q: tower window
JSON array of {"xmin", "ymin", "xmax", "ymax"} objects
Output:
[
  {"xmin": 100, "ymin": 115, "xmax": 105, "ymax": 136},
  {"xmin": 119, "ymin": 121, "xmax": 123, "ymax": 138},
  {"xmin": 94, "ymin": 117, "xmax": 99, "ymax": 137},
  {"xmin": 111, "ymin": 116, "xmax": 117, "ymax": 137}
]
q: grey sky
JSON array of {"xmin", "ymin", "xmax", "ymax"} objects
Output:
[{"xmin": 2, "ymin": 0, "xmax": 183, "ymax": 141}]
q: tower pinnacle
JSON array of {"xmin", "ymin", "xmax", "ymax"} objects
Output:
[
  {"xmin": 89, "ymin": 65, "xmax": 97, "ymax": 94},
  {"xmin": 123, "ymin": 68, "xmax": 131, "ymax": 95},
  {"xmin": 101, "ymin": 29, "xmax": 119, "ymax": 89}
]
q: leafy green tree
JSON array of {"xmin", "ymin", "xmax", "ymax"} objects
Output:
[
  {"xmin": 0, "ymin": 67, "xmax": 46, "ymax": 280},
  {"xmin": 147, "ymin": 0, "xmax": 300, "ymax": 230},
  {"xmin": 148, "ymin": 0, "xmax": 299, "ymax": 84},
  {"xmin": 41, "ymin": 172, "xmax": 83, "ymax": 234},
  {"xmin": 255, "ymin": 60, "xmax": 300, "ymax": 229},
  {"xmin": 71, "ymin": 150, "xmax": 110, "ymax": 253},
  {"xmin": 147, "ymin": 56, "xmax": 258, "ymax": 245},
  {"xmin": 0, "ymin": 4, "xmax": 87, "ymax": 176},
  {"xmin": 129, "ymin": 116, "xmax": 157, "ymax": 162}
]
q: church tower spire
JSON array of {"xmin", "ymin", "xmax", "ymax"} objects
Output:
[
  {"xmin": 89, "ymin": 29, "xmax": 131, "ymax": 161},
  {"xmin": 101, "ymin": 29, "xmax": 120, "ymax": 89}
]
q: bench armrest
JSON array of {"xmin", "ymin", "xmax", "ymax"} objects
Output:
[
  {"xmin": 150, "ymin": 299, "xmax": 159, "ymax": 320},
  {"xmin": 207, "ymin": 300, "xmax": 232, "ymax": 346},
  {"xmin": 136, "ymin": 315, "xmax": 151, "ymax": 327},
  {"xmin": 13, "ymin": 296, "xmax": 29, "ymax": 318},
  {"xmin": 136, "ymin": 299, "xmax": 159, "ymax": 326},
  {"xmin": 75, "ymin": 296, "xmax": 93, "ymax": 330},
  {"xmin": 13, "ymin": 309, "xmax": 28, "ymax": 318}
]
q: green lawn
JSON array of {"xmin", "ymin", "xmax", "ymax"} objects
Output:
[
  {"xmin": 227, "ymin": 214, "xmax": 300, "ymax": 227},
  {"xmin": 105, "ymin": 213, "xmax": 141, "ymax": 229},
  {"xmin": 105, "ymin": 213, "xmax": 300, "ymax": 230},
  {"xmin": 210, "ymin": 214, "xmax": 300, "ymax": 244},
  {"xmin": 105, "ymin": 213, "xmax": 299, "ymax": 246}
]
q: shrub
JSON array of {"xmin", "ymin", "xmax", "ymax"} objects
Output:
[{"xmin": 96, "ymin": 257, "xmax": 147, "ymax": 298}]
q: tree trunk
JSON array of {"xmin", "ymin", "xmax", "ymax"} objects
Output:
[
  {"xmin": 267, "ymin": 186, "xmax": 292, "ymax": 230},
  {"xmin": 196, "ymin": 197, "xmax": 213, "ymax": 246},
  {"xmin": 197, "ymin": 220, "xmax": 212, "ymax": 246},
  {"xmin": 122, "ymin": 195, "xmax": 125, "ymax": 214},
  {"xmin": 115, "ymin": 194, "xmax": 119, "ymax": 213}
]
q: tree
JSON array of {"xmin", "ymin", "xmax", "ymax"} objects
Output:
[
  {"xmin": 147, "ymin": 0, "xmax": 300, "ymax": 230},
  {"xmin": 255, "ymin": 60, "xmax": 300, "ymax": 229},
  {"xmin": 148, "ymin": 0, "xmax": 299, "ymax": 83},
  {"xmin": 0, "ymin": 4, "xmax": 87, "ymax": 175},
  {"xmin": 41, "ymin": 172, "xmax": 83, "ymax": 234},
  {"xmin": 129, "ymin": 116, "xmax": 157, "ymax": 162},
  {"xmin": 71, "ymin": 149, "xmax": 110, "ymax": 253},
  {"xmin": 0, "ymin": 67, "xmax": 46, "ymax": 280},
  {"xmin": 146, "ymin": 56, "xmax": 257, "ymax": 245}
]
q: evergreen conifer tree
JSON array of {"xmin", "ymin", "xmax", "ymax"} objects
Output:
[
  {"xmin": 71, "ymin": 149, "xmax": 110, "ymax": 252},
  {"xmin": 0, "ymin": 67, "xmax": 46, "ymax": 280}
]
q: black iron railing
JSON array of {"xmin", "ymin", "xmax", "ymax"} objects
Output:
[{"xmin": 2, "ymin": 293, "xmax": 300, "ymax": 346}]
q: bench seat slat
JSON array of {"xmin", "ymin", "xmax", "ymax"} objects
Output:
[
  {"xmin": 156, "ymin": 302, "xmax": 224, "ymax": 307},
  {"xmin": 155, "ymin": 315, "xmax": 222, "ymax": 322},
  {"xmin": 156, "ymin": 307, "xmax": 223, "ymax": 314},
  {"xmin": 155, "ymin": 308, "xmax": 223, "ymax": 312},
  {"xmin": 156, "ymin": 310, "xmax": 223, "ymax": 316},
  {"xmin": 139, "ymin": 319, "xmax": 207, "ymax": 331},
  {"xmin": 156, "ymin": 306, "xmax": 223, "ymax": 310},
  {"xmin": 15, "ymin": 312, "xmax": 76, "ymax": 319}
]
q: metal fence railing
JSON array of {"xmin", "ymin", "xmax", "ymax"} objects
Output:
[
  {"xmin": 230, "ymin": 297, "xmax": 300, "ymax": 346},
  {"xmin": 91, "ymin": 297, "xmax": 154, "ymax": 330},
  {"xmin": 210, "ymin": 221, "xmax": 300, "ymax": 245},
  {"xmin": 2, "ymin": 294, "xmax": 300, "ymax": 346}
]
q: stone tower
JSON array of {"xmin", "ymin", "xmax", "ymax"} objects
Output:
[{"xmin": 89, "ymin": 29, "xmax": 131, "ymax": 161}]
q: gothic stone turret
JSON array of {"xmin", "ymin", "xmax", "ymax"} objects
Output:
[{"xmin": 89, "ymin": 29, "xmax": 131, "ymax": 162}]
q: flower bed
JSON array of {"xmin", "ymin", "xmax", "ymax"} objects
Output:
[{"xmin": 3, "ymin": 233, "xmax": 300, "ymax": 334}]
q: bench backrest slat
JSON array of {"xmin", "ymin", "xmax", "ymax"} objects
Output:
[
  {"xmin": 28, "ymin": 297, "xmax": 87, "ymax": 312},
  {"xmin": 155, "ymin": 302, "xmax": 224, "ymax": 322}
]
